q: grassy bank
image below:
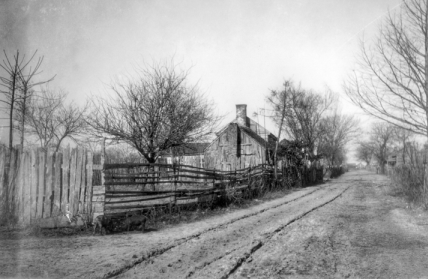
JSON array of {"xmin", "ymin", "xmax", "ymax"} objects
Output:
[{"xmin": 388, "ymin": 165, "xmax": 428, "ymax": 209}]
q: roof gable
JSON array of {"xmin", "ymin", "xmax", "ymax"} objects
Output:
[{"xmin": 216, "ymin": 116, "xmax": 276, "ymax": 140}]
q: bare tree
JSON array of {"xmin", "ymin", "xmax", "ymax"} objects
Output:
[
  {"xmin": 266, "ymin": 80, "xmax": 292, "ymax": 179},
  {"xmin": 369, "ymin": 122, "xmax": 396, "ymax": 174},
  {"xmin": 21, "ymin": 88, "xmax": 87, "ymax": 152},
  {"xmin": 282, "ymin": 83, "xmax": 335, "ymax": 158},
  {"xmin": 318, "ymin": 110, "xmax": 360, "ymax": 165},
  {"xmin": 0, "ymin": 50, "xmax": 26, "ymax": 151},
  {"xmin": 0, "ymin": 50, "xmax": 54, "ymax": 150},
  {"xmin": 393, "ymin": 127, "xmax": 414, "ymax": 164},
  {"xmin": 344, "ymin": 0, "xmax": 428, "ymax": 138},
  {"xmin": 87, "ymin": 62, "xmax": 220, "ymax": 163},
  {"xmin": 16, "ymin": 53, "xmax": 55, "ymax": 148},
  {"xmin": 356, "ymin": 141, "xmax": 374, "ymax": 166}
]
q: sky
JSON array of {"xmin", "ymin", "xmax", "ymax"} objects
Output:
[{"xmin": 1, "ymin": 0, "xmax": 403, "ymax": 161}]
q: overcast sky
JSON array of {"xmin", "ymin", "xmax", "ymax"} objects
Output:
[{"xmin": 1, "ymin": 0, "xmax": 403, "ymax": 159}]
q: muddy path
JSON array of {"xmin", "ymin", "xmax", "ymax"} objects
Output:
[
  {"xmin": 110, "ymin": 177, "xmax": 354, "ymax": 279},
  {"xmin": 2, "ymin": 170, "xmax": 428, "ymax": 279}
]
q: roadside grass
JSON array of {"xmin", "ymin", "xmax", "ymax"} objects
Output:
[{"xmin": 388, "ymin": 165, "xmax": 428, "ymax": 210}]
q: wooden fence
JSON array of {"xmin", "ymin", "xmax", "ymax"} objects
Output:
[
  {"xmin": 1, "ymin": 145, "xmax": 326, "ymax": 226},
  {"xmin": 0, "ymin": 146, "xmax": 103, "ymax": 226},
  {"xmin": 103, "ymin": 162, "xmax": 324, "ymax": 216}
]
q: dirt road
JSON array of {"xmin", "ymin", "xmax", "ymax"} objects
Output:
[{"xmin": 2, "ymin": 170, "xmax": 428, "ymax": 278}]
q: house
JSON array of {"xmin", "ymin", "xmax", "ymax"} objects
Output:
[
  {"xmin": 387, "ymin": 147, "xmax": 423, "ymax": 167},
  {"xmin": 159, "ymin": 143, "xmax": 209, "ymax": 168},
  {"xmin": 204, "ymin": 104, "xmax": 277, "ymax": 171}
]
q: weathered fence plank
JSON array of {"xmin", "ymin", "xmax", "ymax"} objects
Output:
[
  {"xmin": 30, "ymin": 149, "xmax": 38, "ymax": 221},
  {"xmin": 16, "ymin": 150, "xmax": 25, "ymax": 224},
  {"xmin": 69, "ymin": 148, "xmax": 77, "ymax": 215},
  {"xmin": 78, "ymin": 149, "xmax": 86, "ymax": 213},
  {"xmin": 43, "ymin": 151, "xmax": 53, "ymax": 218},
  {"xmin": 86, "ymin": 152, "xmax": 93, "ymax": 216},
  {"xmin": 74, "ymin": 148, "xmax": 82, "ymax": 214},
  {"xmin": 23, "ymin": 151, "xmax": 31, "ymax": 224},
  {"xmin": 61, "ymin": 147, "xmax": 70, "ymax": 214},
  {"xmin": 36, "ymin": 149, "xmax": 45, "ymax": 219},
  {"xmin": 52, "ymin": 152, "xmax": 62, "ymax": 216},
  {"xmin": 8, "ymin": 149, "xmax": 18, "ymax": 215}
]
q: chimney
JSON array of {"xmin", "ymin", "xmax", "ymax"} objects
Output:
[{"xmin": 236, "ymin": 104, "xmax": 248, "ymax": 127}]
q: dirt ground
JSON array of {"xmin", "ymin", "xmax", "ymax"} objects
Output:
[{"xmin": 1, "ymin": 170, "xmax": 428, "ymax": 279}]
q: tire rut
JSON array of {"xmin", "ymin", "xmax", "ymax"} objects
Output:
[
  {"xmin": 104, "ymin": 184, "xmax": 338, "ymax": 279},
  {"xmin": 221, "ymin": 184, "xmax": 351, "ymax": 279}
]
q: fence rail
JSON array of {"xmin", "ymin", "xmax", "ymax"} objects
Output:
[{"xmin": 103, "ymin": 163, "xmax": 324, "ymax": 215}]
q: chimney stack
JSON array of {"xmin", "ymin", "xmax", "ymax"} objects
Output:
[{"xmin": 236, "ymin": 104, "xmax": 247, "ymax": 127}]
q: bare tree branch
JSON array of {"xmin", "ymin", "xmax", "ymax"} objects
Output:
[
  {"xmin": 87, "ymin": 61, "xmax": 221, "ymax": 163},
  {"xmin": 344, "ymin": 0, "xmax": 428, "ymax": 138}
]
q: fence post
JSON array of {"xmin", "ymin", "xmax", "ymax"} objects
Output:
[
  {"xmin": 86, "ymin": 152, "xmax": 93, "ymax": 217},
  {"xmin": 61, "ymin": 146, "xmax": 70, "ymax": 214},
  {"xmin": 173, "ymin": 163, "xmax": 177, "ymax": 207},
  {"xmin": 248, "ymin": 166, "xmax": 251, "ymax": 188},
  {"xmin": 424, "ymin": 144, "xmax": 428, "ymax": 206},
  {"xmin": 101, "ymin": 138, "xmax": 106, "ymax": 216}
]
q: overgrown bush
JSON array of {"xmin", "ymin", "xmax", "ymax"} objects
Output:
[
  {"xmin": 330, "ymin": 166, "xmax": 346, "ymax": 179},
  {"xmin": 389, "ymin": 165, "xmax": 428, "ymax": 209}
]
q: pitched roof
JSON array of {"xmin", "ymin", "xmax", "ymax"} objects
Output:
[
  {"xmin": 239, "ymin": 125, "xmax": 270, "ymax": 147},
  {"xmin": 216, "ymin": 116, "xmax": 276, "ymax": 141}
]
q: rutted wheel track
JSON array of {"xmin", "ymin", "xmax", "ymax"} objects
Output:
[
  {"xmin": 105, "ymin": 182, "xmax": 352, "ymax": 279},
  {"xmin": 219, "ymin": 184, "xmax": 350, "ymax": 279}
]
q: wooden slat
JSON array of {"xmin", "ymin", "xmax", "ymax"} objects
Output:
[
  {"xmin": 78, "ymin": 149, "xmax": 86, "ymax": 213},
  {"xmin": 105, "ymin": 188, "xmax": 216, "ymax": 196},
  {"xmin": 11, "ymin": 149, "xmax": 20, "ymax": 222},
  {"xmin": 61, "ymin": 147, "xmax": 70, "ymax": 213},
  {"xmin": 74, "ymin": 148, "xmax": 83, "ymax": 214},
  {"xmin": 92, "ymin": 164, "xmax": 102, "ymax": 170},
  {"xmin": 93, "ymin": 202, "xmax": 104, "ymax": 214},
  {"xmin": 0, "ymin": 147, "xmax": 4, "ymax": 213},
  {"xmin": 86, "ymin": 152, "xmax": 93, "ymax": 216},
  {"xmin": 23, "ymin": 151, "xmax": 31, "ymax": 225},
  {"xmin": 104, "ymin": 198, "xmax": 197, "ymax": 212},
  {"xmin": 106, "ymin": 173, "xmax": 218, "ymax": 181},
  {"xmin": 105, "ymin": 194, "xmax": 175, "ymax": 204},
  {"xmin": 30, "ymin": 149, "xmax": 38, "ymax": 222},
  {"xmin": 8, "ymin": 149, "xmax": 17, "ymax": 214},
  {"xmin": 105, "ymin": 180, "xmax": 216, "ymax": 186},
  {"xmin": 92, "ymin": 186, "xmax": 105, "ymax": 195},
  {"xmin": 69, "ymin": 148, "xmax": 77, "ymax": 215},
  {"xmin": 36, "ymin": 149, "xmax": 45, "ymax": 219},
  {"xmin": 104, "ymin": 197, "xmax": 176, "ymax": 209},
  {"xmin": 92, "ymin": 195, "xmax": 105, "ymax": 202},
  {"xmin": 100, "ymin": 141, "xmax": 105, "ymax": 215},
  {"xmin": 52, "ymin": 152, "xmax": 62, "ymax": 216},
  {"xmin": 17, "ymin": 150, "xmax": 25, "ymax": 224},
  {"xmin": 43, "ymin": 150, "xmax": 53, "ymax": 218}
]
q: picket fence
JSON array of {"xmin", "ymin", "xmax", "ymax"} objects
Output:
[{"xmin": 0, "ymin": 146, "xmax": 104, "ymax": 226}]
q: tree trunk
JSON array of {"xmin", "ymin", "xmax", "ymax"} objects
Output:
[
  {"xmin": 19, "ymin": 86, "xmax": 28, "ymax": 150},
  {"xmin": 3, "ymin": 52, "xmax": 19, "ymax": 218},
  {"xmin": 422, "ymin": 27, "xmax": 428, "ymax": 201}
]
